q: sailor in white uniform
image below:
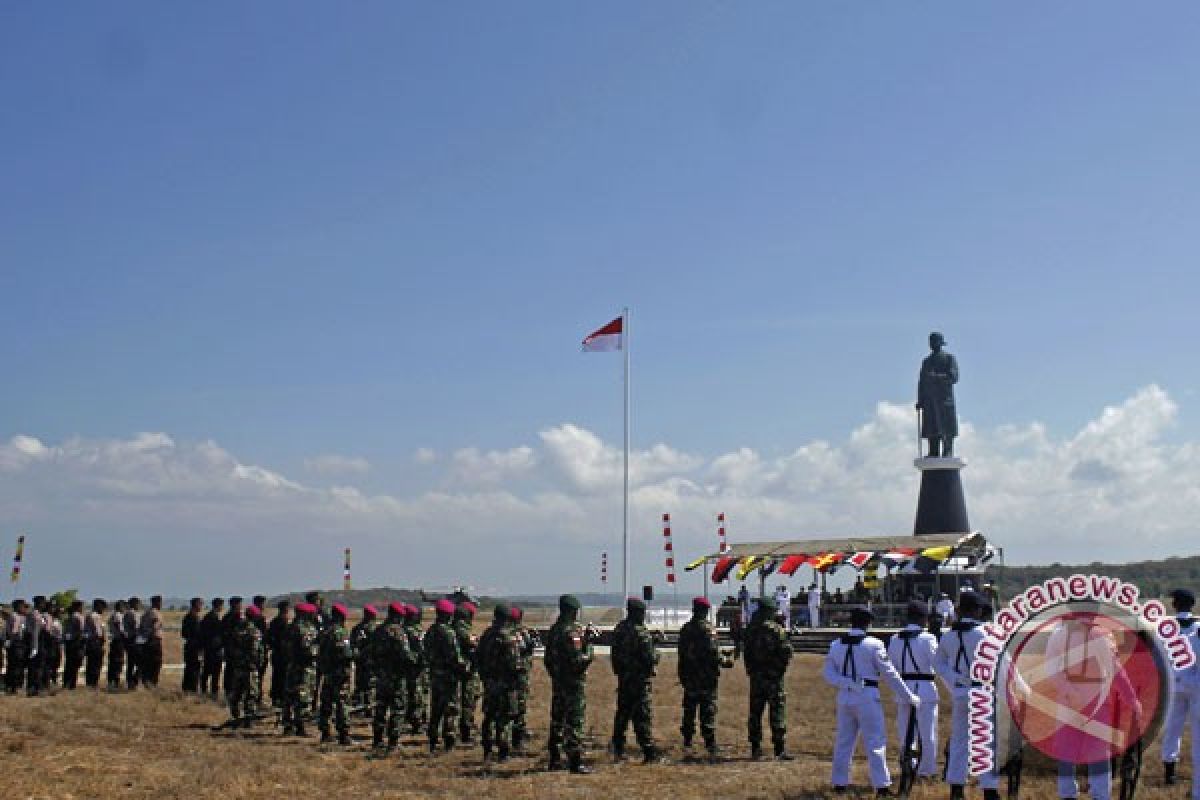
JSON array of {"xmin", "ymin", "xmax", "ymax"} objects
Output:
[
  {"xmin": 886, "ymin": 600, "xmax": 940, "ymax": 778},
  {"xmin": 1163, "ymin": 588, "xmax": 1197, "ymax": 786},
  {"xmin": 824, "ymin": 606, "xmax": 920, "ymax": 796},
  {"xmin": 808, "ymin": 584, "xmax": 822, "ymax": 629}
]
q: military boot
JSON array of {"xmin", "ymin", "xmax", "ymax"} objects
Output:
[
  {"xmin": 642, "ymin": 746, "xmax": 668, "ymax": 765},
  {"xmin": 1166, "ymin": 762, "xmax": 1178, "ymax": 785},
  {"xmin": 611, "ymin": 739, "xmax": 627, "ymax": 763},
  {"xmin": 338, "ymin": 731, "xmax": 355, "ymax": 747},
  {"xmin": 750, "ymin": 742, "xmax": 764, "ymax": 761},
  {"xmin": 548, "ymin": 746, "xmax": 564, "ymax": 771},
  {"xmin": 293, "ymin": 721, "xmax": 308, "ymax": 737},
  {"xmin": 774, "ymin": 741, "xmax": 794, "ymax": 761},
  {"xmin": 568, "ymin": 752, "xmax": 593, "ymax": 775},
  {"xmin": 705, "ymin": 741, "xmax": 724, "ymax": 763},
  {"xmin": 319, "ymin": 729, "xmax": 333, "ymax": 744},
  {"xmin": 949, "ymin": 786, "xmax": 965, "ymax": 800},
  {"xmin": 497, "ymin": 744, "xmax": 510, "ymax": 764},
  {"xmin": 981, "ymin": 791, "xmax": 1000, "ymax": 800}
]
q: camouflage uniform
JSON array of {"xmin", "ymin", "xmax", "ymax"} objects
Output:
[
  {"xmin": 742, "ymin": 599, "xmax": 793, "ymax": 758},
  {"xmin": 677, "ymin": 604, "xmax": 731, "ymax": 755},
  {"xmin": 423, "ymin": 610, "xmax": 465, "ymax": 750},
  {"xmin": 349, "ymin": 613, "xmax": 378, "ymax": 710},
  {"xmin": 225, "ymin": 616, "xmax": 264, "ymax": 726},
  {"xmin": 316, "ymin": 617, "xmax": 355, "ymax": 743},
  {"xmin": 370, "ymin": 614, "xmax": 416, "ymax": 751},
  {"xmin": 282, "ymin": 613, "xmax": 319, "ymax": 735},
  {"xmin": 403, "ymin": 611, "xmax": 429, "ymax": 734},
  {"xmin": 511, "ymin": 610, "xmax": 536, "ymax": 752},
  {"xmin": 610, "ymin": 601, "xmax": 661, "ymax": 760},
  {"xmin": 477, "ymin": 608, "xmax": 522, "ymax": 760},
  {"xmin": 454, "ymin": 608, "xmax": 481, "ymax": 743},
  {"xmin": 544, "ymin": 596, "xmax": 594, "ymax": 773}
]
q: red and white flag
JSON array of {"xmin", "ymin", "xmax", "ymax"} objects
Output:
[{"xmin": 582, "ymin": 316, "xmax": 623, "ymax": 352}]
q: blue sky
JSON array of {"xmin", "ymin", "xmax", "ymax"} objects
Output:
[{"xmin": 3, "ymin": 5, "xmax": 1200, "ymax": 597}]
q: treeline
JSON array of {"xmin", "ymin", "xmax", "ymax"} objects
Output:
[{"xmin": 991, "ymin": 555, "xmax": 1200, "ymax": 602}]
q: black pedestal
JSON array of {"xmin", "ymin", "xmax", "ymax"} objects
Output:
[{"xmin": 913, "ymin": 457, "xmax": 970, "ymax": 535}]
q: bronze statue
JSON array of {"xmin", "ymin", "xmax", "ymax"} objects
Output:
[{"xmin": 916, "ymin": 332, "xmax": 958, "ymax": 457}]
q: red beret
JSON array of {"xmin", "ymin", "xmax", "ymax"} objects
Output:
[
  {"xmin": 331, "ymin": 603, "xmax": 348, "ymax": 618},
  {"xmin": 246, "ymin": 605, "xmax": 262, "ymax": 619},
  {"xmin": 363, "ymin": 604, "xmax": 378, "ymax": 617},
  {"xmin": 389, "ymin": 601, "xmax": 406, "ymax": 616},
  {"xmin": 509, "ymin": 606, "xmax": 523, "ymax": 621},
  {"xmin": 461, "ymin": 601, "xmax": 477, "ymax": 615},
  {"xmin": 404, "ymin": 604, "xmax": 421, "ymax": 618},
  {"xmin": 435, "ymin": 599, "xmax": 456, "ymax": 615},
  {"xmin": 296, "ymin": 602, "xmax": 316, "ymax": 615},
  {"xmin": 692, "ymin": 596, "xmax": 711, "ymax": 610}
]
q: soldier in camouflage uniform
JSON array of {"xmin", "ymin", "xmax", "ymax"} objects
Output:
[
  {"xmin": 678, "ymin": 596, "xmax": 733, "ymax": 760},
  {"xmin": 509, "ymin": 606, "xmax": 536, "ymax": 754},
  {"xmin": 224, "ymin": 604, "xmax": 265, "ymax": 728},
  {"xmin": 453, "ymin": 601, "xmax": 481, "ymax": 744},
  {"xmin": 742, "ymin": 595, "xmax": 794, "ymax": 760},
  {"xmin": 424, "ymin": 598, "xmax": 466, "ymax": 753},
  {"xmin": 370, "ymin": 602, "xmax": 416, "ymax": 754},
  {"xmin": 403, "ymin": 604, "xmax": 429, "ymax": 734},
  {"xmin": 477, "ymin": 604, "xmax": 523, "ymax": 762},
  {"xmin": 317, "ymin": 603, "xmax": 356, "ymax": 746},
  {"xmin": 611, "ymin": 597, "xmax": 664, "ymax": 764},
  {"xmin": 349, "ymin": 604, "xmax": 379, "ymax": 712},
  {"xmin": 544, "ymin": 594, "xmax": 595, "ymax": 774},
  {"xmin": 282, "ymin": 602, "xmax": 320, "ymax": 737}
]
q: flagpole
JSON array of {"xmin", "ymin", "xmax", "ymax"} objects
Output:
[{"xmin": 622, "ymin": 306, "xmax": 630, "ymax": 604}]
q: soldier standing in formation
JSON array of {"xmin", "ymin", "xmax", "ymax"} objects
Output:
[
  {"xmin": 349, "ymin": 603, "xmax": 378, "ymax": 712},
  {"xmin": 25, "ymin": 597, "xmax": 46, "ymax": 696},
  {"xmin": 266, "ymin": 600, "xmax": 290, "ymax": 709},
  {"xmin": 369, "ymin": 602, "xmax": 416, "ymax": 755},
  {"xmin": 4, "ymin": 599, "xmax": 28, "ymax": 693},
  {"xmin": 510, "ymin": 605, "xmax": 535, "ymax": 754},
  {"xmin": 282, "ymin": 602, "xmax": 320, "ymax": 737},
  {"xmin": 544, "ymin": 594, "xmax": 594, "ymax": 774},
  {"xmin": 106, "ymin": 599, "xmax": 126, "ymax": 690},
  {"xmin": 743, "ymin": 596, "xmax": 793, "ymax": 761},
  {"xmin": 62, "ymin": 600, "xmax": 85, "ymax": 689},
  {"xmin": 199, "ymin": 597, "xmax": 224, "ymax": 697},
  {"xmin": 316, "ymin": 603, "xmax": 355, "ymax": 746},
  {"xmin": 477, "ymin": 603, "xmax": 522, "ymax": 763},
  {"xmin": 223, "ymin": 603, "xmax": 264, "ymax": 728},
  {"xmin": 424, "ymin": 598, "xmax": 465, "ymax": 753},
  {"xmin": 181, "ymin": 597, "xmax": 204, "ymax": 693},
  {"xmin": 403, "ymin": 604, "xmax": 428, "ymax": 734},
  {"xmin": 610, "ymin": 597, "xmax": 664, "ymax": 764},
  {"xmin": 453, "ymin": 601, "xmax": 481, "ymax": 744},
  {"xmin": 886, "ymin": 600, "xmax": 940, "ymax": 780},
  {"xmin": 138, "ymin": 595, "xmax": 164, "ymax": 687},
  {"xmin": 677, "ymin": 596, "xmax": 733, "ymax": 761},
  {"xmin": 83, "ymin": 598, "xmax": 107, "ymax": 689},
  {"xmin": 250, "ymin": 595, "xmax": 269, "ymax": 708},
  {"xmin": 824, "ymin": 607, "xmax": 920, "ymax": 796},
  {"xmin": 122, "ymin": 596, "xmax": 141, "ymax": 689}
]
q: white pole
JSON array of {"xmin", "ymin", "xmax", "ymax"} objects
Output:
[{"xmin": 622, "ymin": 306, "xmax": 631, "ymax": 604}]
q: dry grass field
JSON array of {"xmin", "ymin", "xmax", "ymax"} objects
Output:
[{"xmin": 0, "ymin": 617, "xmax": 1189, "ymax": 799}]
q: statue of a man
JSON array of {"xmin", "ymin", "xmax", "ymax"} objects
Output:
[{"xmin": 916, "ymin": 331, "xmax": 958, "ymax": 457}]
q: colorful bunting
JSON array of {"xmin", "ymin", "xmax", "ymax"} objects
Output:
[
  {"xmin": 684, "ymin": 555, "xmax": 707, "ymax": 572},
  {"xmin": 711, "ymin": 556, "xmax": 735, "ymax": 583},
  {"xmin": 736, "ymin": 556, "xmax": 765, "ymax": 581},
  {"xmin": 847, "ymin": 551, "xmax": 873, "ymax": 569},
  {"xmin": 779, "ymin": 554, "xmax": 808, "ymax": 576},
  {"xmin": 10, "ymin": 535, "xmax": 24, "ymax": 583},
  {"xmin": 814, "ymin": 552, "xmax": 845, "ymax": 573}
]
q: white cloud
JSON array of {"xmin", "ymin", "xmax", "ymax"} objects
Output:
[
  {"xmin": 2, "ymin": 385, "xmax": 1198, "ymax": 597},
  {"xmin": 413, "ymin": 447, "xmax": 437, "ymax": 464},
  {"xmin": 303, "ymin": 454, "xmax": 371, "ymax": 476}
]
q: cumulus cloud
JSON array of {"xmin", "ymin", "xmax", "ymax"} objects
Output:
[
  {"xmin": 413, "ymin": 447, "xmax": 437, "ymax": 464},
  {"xmin": 303, "ymin": 454, "xmax": 371, "ymax": 476},
  {"xmin": 2, "ymin": 385, "xmax": 1197, "ymax": 597}
]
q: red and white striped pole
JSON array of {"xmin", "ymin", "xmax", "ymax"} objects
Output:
[
  {"xmin": 718, "ymin": 512, "xmax": 727, "ymax": 554},
  {"xmin": 664, "ymin": 513, "xmax": 678, "ymax": 625},
  {"xmin": 601, "ymin": 551, "xmax": 610, "ymax": 607}
]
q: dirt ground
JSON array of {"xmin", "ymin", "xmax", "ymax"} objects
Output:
[{"xmin": 0, "ymin": 617, "xmax": 1189, "ymax": 799}]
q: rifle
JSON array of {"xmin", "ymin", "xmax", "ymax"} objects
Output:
[
  {"xmin": 897, "ymin": 705, "xmax": 921, "ymax": 798},
  {"xmin": 210, "ymin": 710, "xmax": 276, "ymax": 732}
]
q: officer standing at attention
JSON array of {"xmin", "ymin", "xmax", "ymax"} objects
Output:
[
  {"xmin": 424, "ymin": 598, "xmax": 466, "ymax": 753},
  {"xmin": 1163, "ymin": 588, "xmax": 1197, "ymax": 785},
  {"xmin": 266, "ymin": 600, "xmax": 290, "ymax": 708},
  {"xmin": 743, "ymin": 595, "xmax": 793, "ymax": 760},
  {"xmin": 935, "ymin": 590, "xmax": 1001, "ymax": 800},
  {"xmin": 181, "ymin": 598, "xmax": 204, "ymax": 693},
  {"xmin": 677, "ymin": 596, "xmax": 734, "ymax": 761},
  {"xmin": 824, "ymin": 607, "xmax": 920, "ymax": 796},
  {"xmin": 886, "ymin": 600, "xmax": 940, "ymax": 779},
  {"xmin": 138, "ymin": 595, "xmax": 164, "ymax": 687},
  {"xmin": 610, "ymin": 597, "xmax": 664, "ymax": 764},
  {"xmin": 544, "ymin": 594, "xmax": 595, "ymax": 774},
  {"xmin": 62, "ymin": 600, "xmax": 86, "ymax": 689},
  {"xmin": 83, "ymin": 598, "xmax": 107, "ymax": 689}
]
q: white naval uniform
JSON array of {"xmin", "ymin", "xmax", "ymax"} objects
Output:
[
  {"xmin": 775, "ymin": 588, "xmax": 791, "ymax": 629},
  {"xmin": 935, "ymin": 618, "xmax": 1000, "ymax": 791},
  {"xmin": 887, "ymin": 624, "xmax": 940, "ymax": 777},
  {"xmin": 935, "ymin": 597, "xmax": 956, "ymax": 627},
  {"xmin": 808, "ymin": 588, "xmax": 822, "ymax": 629},
  {"xmin": 1163, "ymin": 614, "xmax": 1197, "ymax": 766},
  {"xmin": 1178, "ymin": 623, "xmax": 1200, "ymax": 800},
  {"xmin": 824, "ymin": 627, "xmax": 919, "ymax": 789}
]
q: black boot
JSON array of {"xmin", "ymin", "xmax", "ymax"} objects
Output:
[
  {"xmin": 949, "ymin": 786, "xmax": 964, "ymax": 800},
  {"xmin": 293, "ymin": 722, "xmax": 308, "ymax": 737},
  {"xmin": 548, "ymin": 747, "xmax": 564, "ymax": 771},
  {"xmin": 1166, "ymin": 761, "xmax": 1178, "ymax": 785},
  {"xmin": 319, "ymin": 730, "xmax": 333, "ymax": 744},
  {"xmin": 642, "ymin": 746, "xmax": 668, "ymax": 765},
  {"xmin": 611, "ymin": 739, "xmax": 627, "ymax": 763},
  {"xmin": 982, "ymin": 790, "xmax": 1000, "ymax": 800},
  {"xmin": 774, "ymin": 741, "xmax": 794, "ymax": 761},
  {"xmin": 750, "ymin": 742, "xmax": 764, "ymax": 761},
  {"xmin": 568, "ymin": 752, "xmax": 593, "ymax": 774},
  {"xmin": 705, "ymin": 741, "xmax": 723, "ymax": 763},
  {"xmin": 497, "ymin": 744, "xmax": 510, "ymax": 763},
  {"xmin": 338, "ymin": 731, "xmax": 355, "ymax": 747}
]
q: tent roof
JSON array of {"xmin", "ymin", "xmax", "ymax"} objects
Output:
[{"xmin": 705, "ymin": 531, "xmax": 988, "ymax": 561}]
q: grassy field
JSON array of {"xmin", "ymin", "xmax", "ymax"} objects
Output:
[{"xmin": 0, "ymin": 617, "xmax": 1189, "ymax": 799}]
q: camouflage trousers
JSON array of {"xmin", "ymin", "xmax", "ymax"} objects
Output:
[
  {"xmin": 612, "ymin": 676, "xmax": 655, "ymax": 752},
  {"xmin": 428, "ymin": 673, "xmax": 460, "ymax": 746},
  {"xmin": 548, "ymin": 679, "xmax": 587, "ymax": 759},
  {"xmin": 318, "ymin": 673, "xmax": 351, "ymax": 736},
  {"xmin": 226, "ymin": 666, "xmax": 261, "ymax": 721},
  {"xmin": 512, "ymin": 671, "xmax": 530, "ymax": 747},
  {"xmin": 680, "ymin": 686, "xmax": 718, "ymax": 746},
  {"xmin": 405, "ymin": 670, "xmax": 428, "ymax": 733},
  {"xmin": 352, "ymin": 657, "xmax": 374, "ymax": 709},
  {"xmin": 373, "ymin": 677, "xmax": 406, "ymax": 745},
  {"xmin": 457, "ymin": 671, "xmax": 481, "ymax": 740},
  {"xmin": 481, "ymin": 682, "xmax": 518, "ymax": 755},
  {"xmin": 747, "ymin": 675, "xmax": 787, "ymax": 747},
  {"xmin": 282, "ymin": 666, "xmax": 316, "ymax": 729}
]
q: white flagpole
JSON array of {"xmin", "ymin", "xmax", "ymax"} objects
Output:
[{"xmin": 622, "ymin": 306, "xmax": 631, "ymax": 604}]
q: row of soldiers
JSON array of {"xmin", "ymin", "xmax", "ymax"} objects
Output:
[{"xmin": 2, "ymin": 595, "xmax": 164, "ymax": 695}]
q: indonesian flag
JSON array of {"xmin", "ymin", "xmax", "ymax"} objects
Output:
[{"xmin": 582, "ymin": 316, "xmax": 623, "ymax": 352}]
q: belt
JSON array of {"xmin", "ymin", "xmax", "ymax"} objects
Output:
[
  {"xmin": 902, "ymin": 673, "xmax": 935, "ymax": 681},
  {"xmin": 863, "ymin": 679, "xmax": 879, "ymax": 688}
]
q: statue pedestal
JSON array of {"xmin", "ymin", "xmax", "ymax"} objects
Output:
[{"xmin": 913, "ymin": 457, "xmax": 970, "ymax": 535}]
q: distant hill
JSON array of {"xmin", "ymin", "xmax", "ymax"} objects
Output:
[
  {"xmin": 991, "ymin": 554, "xmax": 1200, "ymax": 601},
  {"xmin": 266, "ymin": 586, "xmax": 553, "ymax": 610}
]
